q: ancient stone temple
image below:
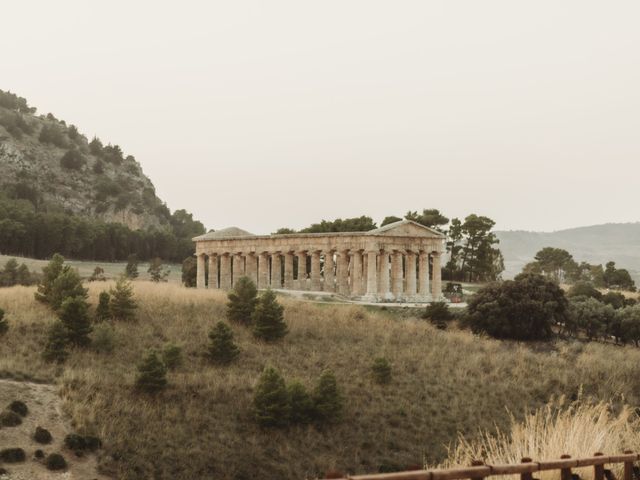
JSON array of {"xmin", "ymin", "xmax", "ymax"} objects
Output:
[{"xmin": 192, "ymin": 220, "xmax": 445, "ymax": 302}]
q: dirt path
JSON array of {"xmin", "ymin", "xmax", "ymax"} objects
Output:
[{"xmin": 0, "ymin": 379, "xmax": 108, "ymax": 480}]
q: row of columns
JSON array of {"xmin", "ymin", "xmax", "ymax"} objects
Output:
[{"xmin": 196, "ymin": 249, "xmax": 443, "ymax": 302}]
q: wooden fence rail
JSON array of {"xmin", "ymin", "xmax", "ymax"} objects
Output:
[{"xmin": 327, "ymin": 452, "xmax": 640, "ymax": 480}]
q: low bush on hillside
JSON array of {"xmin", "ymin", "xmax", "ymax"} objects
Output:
[
  {"xmin": 34, "ymin": 426, "xmax": 53, "ymax": 444},
  {"xmin": 135, "ymin": 350, "xmax": 167, "ymax": 394},
  {"xmin": 227, "ymin": 276, "xmax": 258, "ymax": 324},
  {"xmin": 161, "ymin": 343, "xmax": 182, "ymax": 370},
  {"xmin": 0, "ymin": 308, "xmax": 7, "ymax": 336},
  {"xmin": 208, "ymin": 321, "xmax": 240, "ymax": 364},
  {"xmin": 252, "ymin": 289, "xmax": 288, "ymax": 341},
  {"xmin": 92, "ymin": 323, "xmax": 116, "ymax": 354},
  {"xmin": 8, "ymin": 400, "xmax": 28, "ymax": 417},
  {"xmin": 0, "ymin": 410, "xmax": 22, "ymax": 427},
  {"xmin": 0, "ymin": 448, "xmax": 26, "ymax": 463},
  {"xmin": 45, "ymin": 453, "xmax": 68, "ymax": 471},
  {"xmin": 371, "ymin": 357, "xmax": 392, "ymax": 385}
]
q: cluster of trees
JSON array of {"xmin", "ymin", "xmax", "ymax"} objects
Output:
[
  {"xmin": 275, "ymin": 209, "xmax": 504, "ymax": 282},
  {"xmin": 523, "ymin": 247, "xmax": 636, "ymax": 291},
  {"xmin": 0, "ymin": 258, "xmax": 38, "ymax": 287},
  {"xmin": 0, "ymin": 194, "xmax": 204, "ymax": 262}
]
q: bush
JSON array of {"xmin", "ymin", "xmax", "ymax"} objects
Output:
[
  {"xmin": 35, "ymin": 254, "xmax": 87, "ymax": 311},
  {"xmin": 92, "ymin": 323, "xmax": 116, "ymax": 354},
  {"xmin": 253, "ymin": 367, "xmax": 290, "ymax": 428},
  {"xmin": 8, "ymin": 400, "xmax": 28, "ymax": 417},
  {"xmin": 95, "ymin": 291, "xmax": 111, "ymax": 322},
  {"xmin": 84, "ymin": 435, "xmax": 102, "ymax": 451},
  {"xmin": 125, "ymin": 254, "xmax": 139, "ymax": 279},
  {"xmin": 35, "ymin": 449, "xmax": 45, "ymax": 459},
  {"xmin": 60, "ymin": 149, "xmax": 87, "ymax": 170},
  {"xmin": 423, "ymin": 302, "xmax": 453, "ymax": 325},
  {"xmin": 110, "ymin": 277, "xmax": 137, "ymax": 321},
  {"xmin": 0, "ymin": 448, "xmax": 25, "ymax": 463},
  {"xmin": 312, "ymin": 370, "xmax": 343, "ymax": 424},
  {"xmin": 148, "ymin": 257, "xmax": 170, "ymax": 282},
  {"xmin": 89, "ymin": 266, "xmax": 107, "ymax": 282},
  {"xmin": 568, "ymin": 297, "xmax": 615, "ymax": 340},
  {"xmin": 227, "ymin": 276, "xmax": 258, "ymax": 324},
  {"xmin": 59, "ymin": 296, "xmax": 92, "ymax": 347},
  {"xmin": 135, "ymin": 351, "xmax": 167, "ymax": 394},
  {"xmin": 42, "ymin": 321, "xmax": 69, "ymax": 363},
  {"xmin": 161, "ymin": 343, "xmax": 182, "ymax": 370},
  {"xmin": 371, "ymin": 357, "xmax": 392, "ymax": 385},
  {"xmin": 182, "ymin": 256, "xmax": 197, "ymax": 287},
  {"xmin": 34, "ymin": 426, "xmax": 53, "ymax": 444},
  {"xmin": 45, "ymin": 453, "xmax": 68, "ymax": 471},
  {"xmin": 208, "ymin": 321, "xmax": 240, "ymax": 365},
  {"xmin": 39, "ymin": 124, "xmax": 67, "ymax": 147},
  {"xmin": 0, "ymin": 410, "xmax": 22, "ymax": 427},
  {"xmin": 465, "ymin": 273, "xmax": 568, "ymax": 341},
  {"xmin": 568, "ymin": 281, "xmax": 603, "ymax": 301},
  {"xmin": 287, "ymin": 381, "xmax": 314, "ymax": 424},
  {"xmin": 0, "ymin": 308, "xmax": 7, "ymax": 336},
  {"xmin": 602, "ymin": 291, "xmax": 627, "ymax": 310},
  {"xmin": 252, "ymin": 289, "xmax": 288, "ymax": 341},
  {"xmin": 64, "ymin": 433, "xmax": 87, "ymax": 450}
]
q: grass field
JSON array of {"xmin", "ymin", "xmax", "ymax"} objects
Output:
[{"xmin": 1, "ymin": 282, "xmax": 640, "ymax": 479}]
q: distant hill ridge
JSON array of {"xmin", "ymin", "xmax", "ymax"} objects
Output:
[
  {"xmin": 496, "ymin": 222, "xmax": 640, "ymax": 282},
  {"xmin": 0, "ymin": 89, "xmax": 171, "ymax": 230}
]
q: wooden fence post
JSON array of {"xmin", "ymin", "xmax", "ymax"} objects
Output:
[
  {"xmin": 594, "ymin": 452, "xmax": 605, "ymax": 480},
  {"xmin": 560, "ymin": 455, "xmax": 572, "ymax": 480},
  {"xmin": 521, "ymin": 457, "xmax": 534, "ymax": 480},
  {"xmin": 624, "ymin": 451, "xmax": 634, "ymax": 480}
]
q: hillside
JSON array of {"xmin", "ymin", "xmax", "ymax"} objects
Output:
[
  {"xmin": 496, "ymin": 223, "xmax": 640, "ymax": 281},
  {"xmin": 0, "ymin": 89, "xmax": 170, "ymax": 230},
  {"xmin": 1, "ymin": 282, "xmax": 640, "ymax": 479}
]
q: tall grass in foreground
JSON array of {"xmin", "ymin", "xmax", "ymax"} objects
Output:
[{"xmin": 439, "ymin": 398, "xmax": 640, "ymax": 480}]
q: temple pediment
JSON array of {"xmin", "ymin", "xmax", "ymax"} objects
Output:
[{"xmin": 366, "ymin": 220, "xmax": 445, "ymax": 238}]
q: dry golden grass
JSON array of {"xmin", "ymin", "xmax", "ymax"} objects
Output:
[
  {"xmin": 440, "ymin": 398, "xmax": 640, "ymax": 480},
  {"xmin": 2, "ymin": 282, "xmax": 640, "ymax": 479}
]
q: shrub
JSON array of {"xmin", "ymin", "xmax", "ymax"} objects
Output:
[
  {"xmin": 148, "ymin": 257, "xmax": 170, "ymax": 282},
  {"xmin": 8, "ymin": 400, "xmax": 28, "ymax": 417},
  {"xmin": 39, "ymin": 123, "xmax": 67, "ymax": 147},
  {"xmin": 95, "ymin": 291, "xmax": 111, "ymax": 322},
  {"xmin": 371, "ymin": 357, "xmax": 392, "ymax": 385},
  {"xmin": 35, "ymin": 449, "xmax": 45, "ymax": 459},
  {"xmin": 568, "ymin": 297, "xmax": 615, "ymax": 340},
  {"xmin": 252, "ymin": 289, "xmax": 288, "ymax": 341},
  {"xmin": 125, "ymin": 254, "xmax": 139, "ymax": 279},
  {"xmin": 45, "ymin": 453, "xmax": 68, "ymax": 471},
  {"xmin": 423, "ymin": 302, "xmax": 453, "ymax": 325},
  {"xmin": 465, "ymin": 273, "xmax": 568, "ymax": 341},
  {"xmin": 602, "ymin": 291, "xmax": 627, "ymax": 310},
  {"xmin": 208, "ymin": 321, "xmax": 240, "ymax": 365},
  {"xmin": 64, "ymin": 433, "xmax": 86, "ymax": 450},
  {"xmin": 0, "ymin": 308, "xmax": 8, "ymax": 336},
  {"xmin": 135, "ymin": 351, "xmax": 167, "ymax": 394},
  {"xmin": 227, "ymin": 276, "xmax": 258, "ymax": 324},
  {"xmin": 110, "ymin": 277, "xmax": 137, "ymax": 321},
  {"xmin": 34, "ymin": 253, "xmax": 65, "ymax": 304},
  {"xmin": 287, "ymin": 381, "xmax": 314, "ymax": 424},
  {"xmin": 568, "ymin": 281, "xmax": 603, "ymax": 301},
  {"xmin": 34, "ymin": 426, "xmax": 53, "ymax": 444},
  {"xmin": 60, "ymin": 149, "xmax": 86, "ymax": 170},
  {"xmin": 0, "ymin": 448, "xmax": 25, "ymax": 463},
  {"xmin": 84, "ymin": 435, "xmax": 102, "ymax": 451},
  {"xmin": 312, "ymin": 370, "xmax": 343, "ymax": 424},
  {"xmin": 161, "ymin": 343, "xmax": 182, "ymax": 370},
  {"xmin": 182, "ymin": 256, "xmax": 197, "ymax": 287},
  {"xmin": 253, "ymin": 367, "xmax": 290, "ymax": 428},
  {"xmin": 42, "ymin": 321, "xmax": 69, "ymax": 364},
  {"xmin": 35, "ymin": 254, "xmax": 87, "ymax": 310},
  {"xmin": 59, "ymin": 296, "xmax": 92, "ymax": 347},
  {"xmin": 92, "ymin": 323, "xmax": 116, "ymax": 354},
  {"xmin": 0, "ymin": 410, "xmax": 22, "ymax": 427},
  {"xmin": 89, "ymin": 266, "xmax": 107, "ymax": 282}
]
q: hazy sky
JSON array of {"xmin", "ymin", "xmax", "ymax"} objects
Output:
[{"xmin": 3, "ymin": 1, "xmax": 639, "ymax": 233}]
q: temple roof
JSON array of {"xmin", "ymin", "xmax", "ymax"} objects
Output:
[
  {"xmin": 365, "ymin": 219, "xmax": 445, "ymax": 237},
  {"xmin": 192, "ymin": 227, "xmax": 255, "ymax": 241}
]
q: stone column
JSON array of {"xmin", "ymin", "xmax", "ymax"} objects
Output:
[
  {"xmin": 284, "ymin": 252, "xmax": 294, "ymax": 289},
  {"xmin": 245, "ymin": 253, "xmax": 257, "ymax": 285},
  {"xmin": 296, "ymin": 252, "xmax": 307, "ymax": 290},
  {"xmin": 219, "ymin": 253, "xmax": 232, "ymax": 290},
  {"xmin": 337, "ymin": 250, "xmax": 350, "ymax": 296},
  {"xmin": 258, "ymin": 253, "xmax": 269, "ymax": 289},
  {"xmin": 391, "ymin": 251, "xmax": 403, "ymax": 300},
  {"xmin": 431, "ymin": 251, "xmax": 443, "ymax": 300},
  {"xmin": 310, "ymin": 251, "xmax": 321, "ymax": 291},
  {"xmin": 351, "ymin": 250, "xmax": 364, "ymax": 296},
  {"xmin": 418, "ymin": 251, "xmax": 431, "ymax": 300},
  {"xmin": 271, "ymin": 253, "xmax": 282, "ymax": 288},
  {"xmin": 196, "ymin": 254, "xmax": 206, "ymax": 289},
  {"xmin": 323, "ymin": 251, "xmax": 335, "ymax": 291},
  {"xmin": 377, "ymin": 251, "xmax": 392, "ymax": 300},
  {"xmin": 405, "ymin": 251, "xmax": 417, "ymax": 300},
  {"xmin": 363, "ymin": 250, "xmax": 378, "ymax": 301},
  {"xmin": 232, "ymin": 253, "xmax": 244, "ymax": 286},
  {"xmin": 208, "ymin": 254, "xmax": 218, "ymax": 289}
]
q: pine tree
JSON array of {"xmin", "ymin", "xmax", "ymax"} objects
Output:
[
  {"xmin": 253, "ymin": 367, "xmax": 290, "ymax": 428},
  {"xmin": 124, "ymin": 254, "xmax": 139, "ymax": 279},
  {"xmin": 226, "ymin": 276, "xmax": 258, "ymax": 324},
  {"xmin": 312, "ymin": 370, "xmax": 343, "ymax": 424},
  {"xmin": 88, "ymin": 266, "xmax": 107, "ymax": 282},
  {"xmin": 135, "ymin": 350, "xmax": 167, "ymax": 394},
  {"xmin": 42, "ymin": 321, "xmax": 69, "ymax": 363},
  {"xmin": 95, "ymin": 291, "xmax": 111, "ymax": 322},
  {"xmin": 16, "ymin": 263, "xmax": 32, "ymax": 285},
  {"xmin": 110, "ymin": 277, "xmax": 137, "ymax": 321},
  {"xmin": 59, "ymin": 296, "xmax": 92, "ymax": 347},
  {"xmin": 371, "ymin": 357, "xmax": 392, "ymax": 384},
  {"xmin": 148, "ymin": 258, "xmax": 169, "ymax": 282},
  {"xmin": 0, "ymin": 308, "xmax": 8, "ymax": 337},
  {"xmin": 48, "ymin": 269, "xmax": 88, "ymax": 311},
  {"xmin": 35, "ymin": 254, "xmax": 66, "ymax": 304},
  {"xmin": 252, "ymin": 289, "xmax": 288, "ymax": 341},
  {"xmin": 208, "ymin": 321, "xmax": 240, "ymax": 364},
  {"xmin": 287, "ymin": 381, "xmax": 313, "ymax": 424}
]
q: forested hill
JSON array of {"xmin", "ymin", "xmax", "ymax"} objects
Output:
[
  {"xmin": 0, "ymin": 89, "xmax": 205, "ymax": 262},
  {"xmin": 496, "ymin": 223, "xmax": 640, "ymax": 282}
]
